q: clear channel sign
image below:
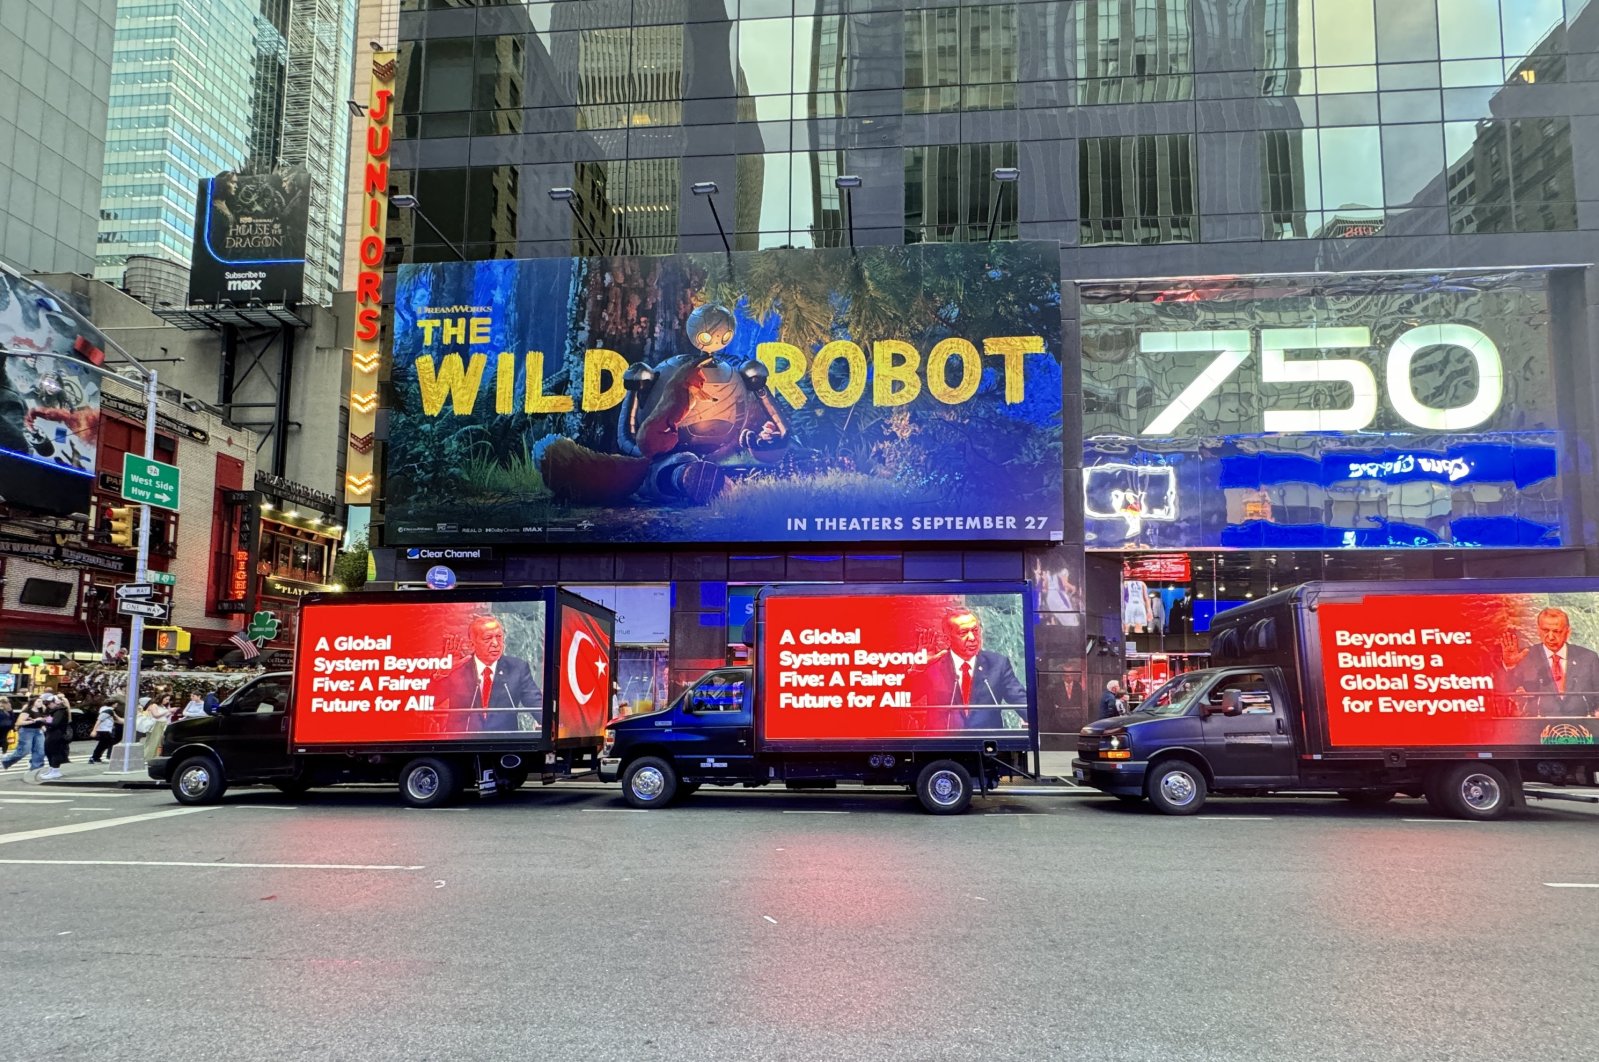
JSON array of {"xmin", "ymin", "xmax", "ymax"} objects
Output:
[{"xmin": 121, "ymin": 454, "xmax": 181, "ymax": 511}]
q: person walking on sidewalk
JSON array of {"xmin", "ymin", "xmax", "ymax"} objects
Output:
[
  {"xmin": 89, "ymin": 701, "xmax": 123, "ymax": 764},
  {"xmin": 1, "ymin": 694, "xmax": 52, "ymax": 771},
  {"xmin": 38, "ymin": 695, "xmax": 74, "ymax": 781},
  {"xmin": 0, "ymin": 697, "xmax": 15, "ymax": 756}
]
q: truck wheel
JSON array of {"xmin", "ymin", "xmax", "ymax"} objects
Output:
[
  {"xmin": 915, "ymin": 760, "xmax": 973, "ymax": 815},
  {"xmin": 1437, "ymin": 763, "xmax": 1510, "ymax": 821},
  {"xmin": 1146, "ymin": 760, "xmax": 1207, "ymax": 815},
  {"xmin": 623, "ymin": 756, "xmax": 678, "ymax": 808},
  {"xmin": 171, "ymin": 754, "xmax": 227, "ymax": 806},
  {"xmin": 399, "ymin": 757, "xmax": 457, "ymax": 808},
  {"xmin": 1337, "ymin": 789, "xmax": 1397, "ymax": 805}
]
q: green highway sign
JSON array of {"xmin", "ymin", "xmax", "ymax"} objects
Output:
[
  {"xmin": 121, "ymin": 453, "xmax": 181, "ymax": 511},
  {"xmin": 148, "ymin": 571, "xmax": 177, "ymax": 586}
]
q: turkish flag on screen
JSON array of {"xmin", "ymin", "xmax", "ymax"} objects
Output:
[{"xmin": 558, "ymin": 606, "xmax": 614, "ymax": 741}]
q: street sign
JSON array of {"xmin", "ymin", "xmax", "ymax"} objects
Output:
[
  {"xmin": 425, "ymin": 565, "xmax": 456, "ymax": 590},
  {"xmin": 148, "ymin": 571, "xmax": 177, "ymax": 586},
  {"xmin": 121, "ymin": 453, "xmax": 181, "ymax": 511},
  {"xmin": 117, "ymin": 598, "xmax": 169, "ymax": 620},
  {"xmin": 115, "ymin": 583, "xmax": 155, "ymax": 600}
]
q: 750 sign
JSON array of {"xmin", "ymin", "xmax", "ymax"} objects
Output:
[{"xmin": 1139, "ymin": 324, "xmax": 1503, "ymax": 436}]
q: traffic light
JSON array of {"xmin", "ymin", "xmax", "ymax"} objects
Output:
[
  {"xmin": 145, "ymin": 626, "xmax": 190, "ymax": 655},
  {"xmin": 107, "ymin": 506, "xmax": 136, "ymax": 547}
]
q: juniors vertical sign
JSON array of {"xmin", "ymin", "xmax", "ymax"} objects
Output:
[
  {"xmin": 343, "ymin": 49, "xmax": 397, "ymax": 504},
  {"xmin": 1317, "ymin": 591, "xmax": 1599, "ymax": 748},
  {"xmin": 760, "ymin": 590, "xmax": 1033, "ymax": 744}
]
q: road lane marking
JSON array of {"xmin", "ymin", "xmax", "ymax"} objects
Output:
[
  {"xmin": 1197, "ymin": 816, "xmax": 1274, "ymax": 821},
  {"xmin": 229, "ymin": 805, "xmax": 299, "ymax": 811},
  {"xmin": 1544, "ymin": 882, "xmax": 1599, "ymax": 889},
  {"xmin": 782, "ymin": 810, "xmax": 850, "ymax": 815},
  {"xmin": 1401, "ymin": 818, "xmax": 1474, "ymax": 823},
  {"xmin": 0, "ymin": 859, "xmax": 425, "ymax": 871},
  {"xmin": 69, "ymin": 808, "xmax": 118, "ymax": 813},
  {"xmin": 0, "ymin": 798, "xmax": 73, "ymax": 804},
  {"xmin": 0, "ymin": 806, "xmax": 216, "ymax": 845},
  {"xmin": 763, "ymin": 915, "xmax": 778, "ymax": 924}
]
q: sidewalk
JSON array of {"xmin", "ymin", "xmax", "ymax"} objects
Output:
[{"xmin": 1, "ymin": 757, "xmax": 163, "ymax": 789}]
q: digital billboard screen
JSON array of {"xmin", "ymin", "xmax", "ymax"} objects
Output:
[
  {"xmin": 384, "ymin": 243, "xmax": 1064, "ymax": 544},
  {"xmin": 292, "ymin": 596, "xmax": 547, "ymax": 745},
  {"xmin": 187, "ymin": 167, "xmax": 310, "ymax": 307},
  {"xmin": 1318, "ymin": 590, "xmax": 1599, "ymax": 749},
  {"xmin": 759, "ymin": 588, "xmax": 1033, "ymax": 746},
  {"xmin": 0, "ymin": 265, "xmax": 105, "ymax": 516},
  {"xmin": 555, "ymin": 600, "xmax": 614, "ymax": 742},
  {"xmin": 1081, "ymin": 271, "xmax": 1567, "ymax": 550}
]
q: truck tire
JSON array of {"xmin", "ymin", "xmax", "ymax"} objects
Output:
[
  {"xmin": 1436, "ymin": 763, "xmax": 1511, "ymax": 821},
  {"xmin": 1337, "ymin": 789, "xmax": 1397, "ymax": 805},
  {"xmin": 171, "ymin": 754, "xmax": 227, "ymax": 805},
  {"xmin": 399, "ymin": 757, "xmax": 457, "ymax": 808},
  {"xmin": 1146, "ymin": 759, "xmax": 1207, "ymax": 815},
  {"xmin": 622, "ymin": 756, "xmax": 678, "ymax": 808},
  {"xmin": 915, "ymin": 760, "xmax": 973, "ymax": 815}
]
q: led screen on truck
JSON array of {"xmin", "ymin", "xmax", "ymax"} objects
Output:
[
  {"xmin": 292, "ymin": 598, "xmax": 547, "ymax": 744},
  {"xmin": 760, "ymin": 590, "xmax": 1032, "ymax": 743},
  {"xmin": 555, "ymin": 601, "xmax": 614, "ymax": 742},
  {"xmin": 1318, "ymin": 591, "xmax": 1599, "ymax": 749}
]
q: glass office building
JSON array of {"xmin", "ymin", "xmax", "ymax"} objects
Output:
[{"xmin": 382, "ymin": 0, "xmax": 1599, "ymax": 734}]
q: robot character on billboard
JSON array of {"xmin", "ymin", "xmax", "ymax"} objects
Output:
[{"xmin": 539, "ymin": 301, "xmax": 806, "ymax": 506}]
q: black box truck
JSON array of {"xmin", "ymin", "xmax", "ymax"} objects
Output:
[
  {"xmin": 150, "ymin": 587, "xmax": 615, "ymax": 806},
  {"xmin": 600, "ymin": 583, "xmax": 1038, "ymax": 814},
  {"xmin": 1074, "ymin": 580, "xmax": 1599, "ymax": 818}
]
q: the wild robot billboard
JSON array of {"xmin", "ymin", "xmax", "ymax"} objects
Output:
[{"xmin": 384, "ymin": 244, "xmax": 1063, "ymax": 543}]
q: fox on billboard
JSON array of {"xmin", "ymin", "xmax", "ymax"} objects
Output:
[
  {"xmin": 759, "ymin": 587, "xmax": 1035, "ymax": 746},
  {"xmin": 383, "ymin": 243, "xmax": 1064, "ymax": 544},
  {"xmin": 187, "ymin": 167, "xmax": 311, "ymax": 306},
  {"xmin": 1318, "ymin": 590, "xmax": 1599, "ymax": 748},
  {"xmin": 0, "ymin": 265, "xmax": 106, "ymax": 516}
]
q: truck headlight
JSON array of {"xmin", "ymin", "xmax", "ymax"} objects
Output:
[{"xmin": 602, "ymin": 729, "xmax": 615, "ymax": 756}]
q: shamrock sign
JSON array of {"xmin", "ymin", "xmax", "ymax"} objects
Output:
[{"xmin": 247, "ymin": 610, "xmax": 281, "ymax": 642}]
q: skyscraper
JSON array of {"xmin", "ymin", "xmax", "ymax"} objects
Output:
[
  {"xmin": 96, "ymin": 0, "xmax": 355, "ymax": 306},
  {"xmin": 0, "ymin": 0, "xmax": 117, "ymax": 273}
]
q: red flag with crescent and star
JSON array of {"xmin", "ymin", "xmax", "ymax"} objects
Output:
[{"xmin": 557, "ymin": 605, "xmax": 614, "ymax": 741}]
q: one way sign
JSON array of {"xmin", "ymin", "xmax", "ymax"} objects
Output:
[
  {"xmin": 115, "ymin": 583, "xmax": 155, "ymax": 600},
  {"xmin": 117, "ymin": 598, "xmax": 168, "ymax": 620}
]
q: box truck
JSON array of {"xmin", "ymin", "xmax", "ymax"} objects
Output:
[
  {"xmin": 150, "ymin": 587, "xmax": 615, "ymax": 806},
  {"xmin": 1074, "ymin": 580, "xmax": 1599, "ymax": 818},
  {"xmin": 600, "ymin": 583, "xmax": 1039, "ymax": 814}
]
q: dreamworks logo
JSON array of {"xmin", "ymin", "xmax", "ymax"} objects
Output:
[{"xmin": 225, "ymin": 270, "xmax": 267, "ymax": 292}]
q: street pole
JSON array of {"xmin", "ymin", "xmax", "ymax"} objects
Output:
[{"xmin": 108, "ymin": 368, "xmax": 158, "ymax": 775}]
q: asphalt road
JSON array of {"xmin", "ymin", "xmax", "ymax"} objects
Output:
[{"xmin": 1, "ymin": 771, "xmax": 1596, "ymax": 1062}]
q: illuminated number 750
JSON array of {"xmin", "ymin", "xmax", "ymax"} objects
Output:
[{"xmin": 1138, "ymin": 325, "xmax": 1503, "ymax": 435}]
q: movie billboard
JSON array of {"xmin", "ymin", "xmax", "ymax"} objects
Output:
[
  {"xmin": 292, "ymin": 597, "xmax": 547, "ymax": 745},
  {"xmin": 187, "ymin": 167, "xmax": 311, "ymax": 307},
  {"xmin": 1082, "ymin": 271, "xmax": 1566, "ymax": 549},
  {"xmin": 556, "ymin": 601, "xmax": 615, "ymax": 741},
  {"xmin": 759, "ymin": 589, "xmax": 1034, "ymax": 746},
  {"xmin": 0, "ymin": 265, "xmax": 105, "ymax": 516},
  {"xmin": 1318, "ymin": 591, "xmax": 1599, "ymax": 749},
  {"xmin": 384, "ymin": 243, "xmax": 1064, "ymax": 544}
]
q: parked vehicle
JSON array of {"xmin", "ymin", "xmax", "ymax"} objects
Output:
[
  {"xmin": 149, "ymin": 587, "xmax": 615, "ymax": 806},
  {"xmin": 1075, "ymin": 580, "xmax": 1599, "ymax": 819},
  {"xmin": 602, "ymin": 583, "xmax": 1039, "ymax": 814}
]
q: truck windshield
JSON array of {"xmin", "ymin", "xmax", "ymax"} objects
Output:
[{"xmin": 1135, "ymin": 673, "xmax": 1212, "ymax": 717}]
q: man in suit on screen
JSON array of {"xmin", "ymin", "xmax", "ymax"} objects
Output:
[
  {"xmin": 1503, "ymin": 607, "xmax": 1599, "ymax": 717},
  {"xmin": 440, "ymin": 615, "xmax": 542, "ymax": 733},
  {"xmin": 912, "ymin": 608, "xmax": 1028, "ymax": 730}
]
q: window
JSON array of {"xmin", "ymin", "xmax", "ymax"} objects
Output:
[
  {"xmin": 905, "ymin": 4, "xmax": 1017, "ymax": 114},
  {"xmin": 1445, "ymin": 117, "xmax": 1576, "ymax": 233},
  {"xmin": 1074, "ymin": 0, "xmax": 1194, "ymax": 104},
  {"xmin": 686, "ymin": 672, "xmax": 748, "ymax": 714},
  {"xmin": 1079, "ymin": 134, "xmax": 1196, "ymax": 245},
  {"xmin": 230, "ymin": 679, "xmax": 289, "ymax": 715},
  {"xmin": 1262, "ymin": 127, "xmax": 1385, "ymax": 239},
  {"xmin": 904, "ymin": 142, "xmax": 1019, "ymax": 244},
  {"xmin": 1206, "ymin": 672, "xmax": 1276, "ymax": 714}
]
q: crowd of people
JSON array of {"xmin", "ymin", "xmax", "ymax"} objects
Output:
[{"xmin": 0, "ymin": 684, "xmax": 226, "ymax": 777}]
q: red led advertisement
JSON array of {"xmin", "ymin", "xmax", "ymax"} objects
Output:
[
  {"xmin": 1318, "ymin": 592, "xmax": 1599, "ymax": 748},
  {"xmin": 556, "ymin": 603, "xmax": 614, "ymax": 741},
  {"xmin": 292, "ymin": 598, "xmax": 546, "ymax": 744},
  {"xmin": 760, "ymin": 591, "xmax": 1031, "ymax": 743}
]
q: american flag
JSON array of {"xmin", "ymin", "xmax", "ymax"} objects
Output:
[{"xmin": 229, "ymin": 631, "xmax": 260, "ymax": 661}]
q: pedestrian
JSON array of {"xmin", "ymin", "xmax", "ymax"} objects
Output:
[
  {"xmin": 180, "ymin": 691, "xmax": 208, "ymax": 720},
  {"xmin": 1099, "ymin": 679, "xmax": 1128, "ymax": 719},
  {"xmin": 39, "ymin": 694, "xmax": 73, "ymax": 780},
  {"xmin": 89, "ymin": 701, "xmax": 123, "ymax": 764},
  {"xmin": 1, "ymin": 693, "xmax": 51, "ymax": 771},
  {"xmin": 203, "ymin": 687, "xmax": 220, "ymax": 715},
  {"xmin": 0, "ymin": 697, "xmax": 14, "ymax": 755}
]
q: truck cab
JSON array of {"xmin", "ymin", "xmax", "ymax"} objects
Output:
[
  {"xmin": 1073, "ymin": 667, "xmax": 1300, "ymax": 813},
  {"xmin": 600, "ymin": 668, "xmax": 756, "ymax": 802},
  {"xmin": 148, "ymin": 673, "xmax": 301, "ymax": 799}
]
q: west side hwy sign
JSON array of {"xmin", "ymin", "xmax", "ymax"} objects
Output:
[{"xmin": 121, "ymin": 454, "xmax": 181, "ymax": 512}]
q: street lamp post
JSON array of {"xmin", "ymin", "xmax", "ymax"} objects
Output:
[{"xmin": 108, "ymin": 366, "xmax": 159, "ymax": 775}]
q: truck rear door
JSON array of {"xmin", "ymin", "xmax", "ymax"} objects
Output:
[
  {"xmin": 674, "ymin": 670, "xmax": 755, "ymax": 779},
  {"xmin": 1198, "ymin": 669, "xmax": 1298, "ymax": 786}
]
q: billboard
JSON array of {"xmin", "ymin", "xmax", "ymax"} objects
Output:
[
  {"xmin": 556, "ymin": 601, "xmax": 615, "ymax": 741},
  {"xmin": 1082, "ymin": 272, "xmax": 1567, "ymax": 549},
  {"xmin": 384, "ymin": 243, "xmax": 1064, "ymax": 544},
  {"xmin": 187, "ymin": 167, "xmax": 311, "ymax": 306},
  {"xmin": 0, "ymin": 265, "xmax": 106, "ymax": 516},
  {"xmin": 1318, "ymin": 591, "xmax": 1599, "ymax": 748},
  {"xmin": 292, "ymin": 596, "xmax": 547, "ymax": 744},
  {"xmin": 759, "ymin": 588, "xmax": 1034, "ymax": 744}
]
